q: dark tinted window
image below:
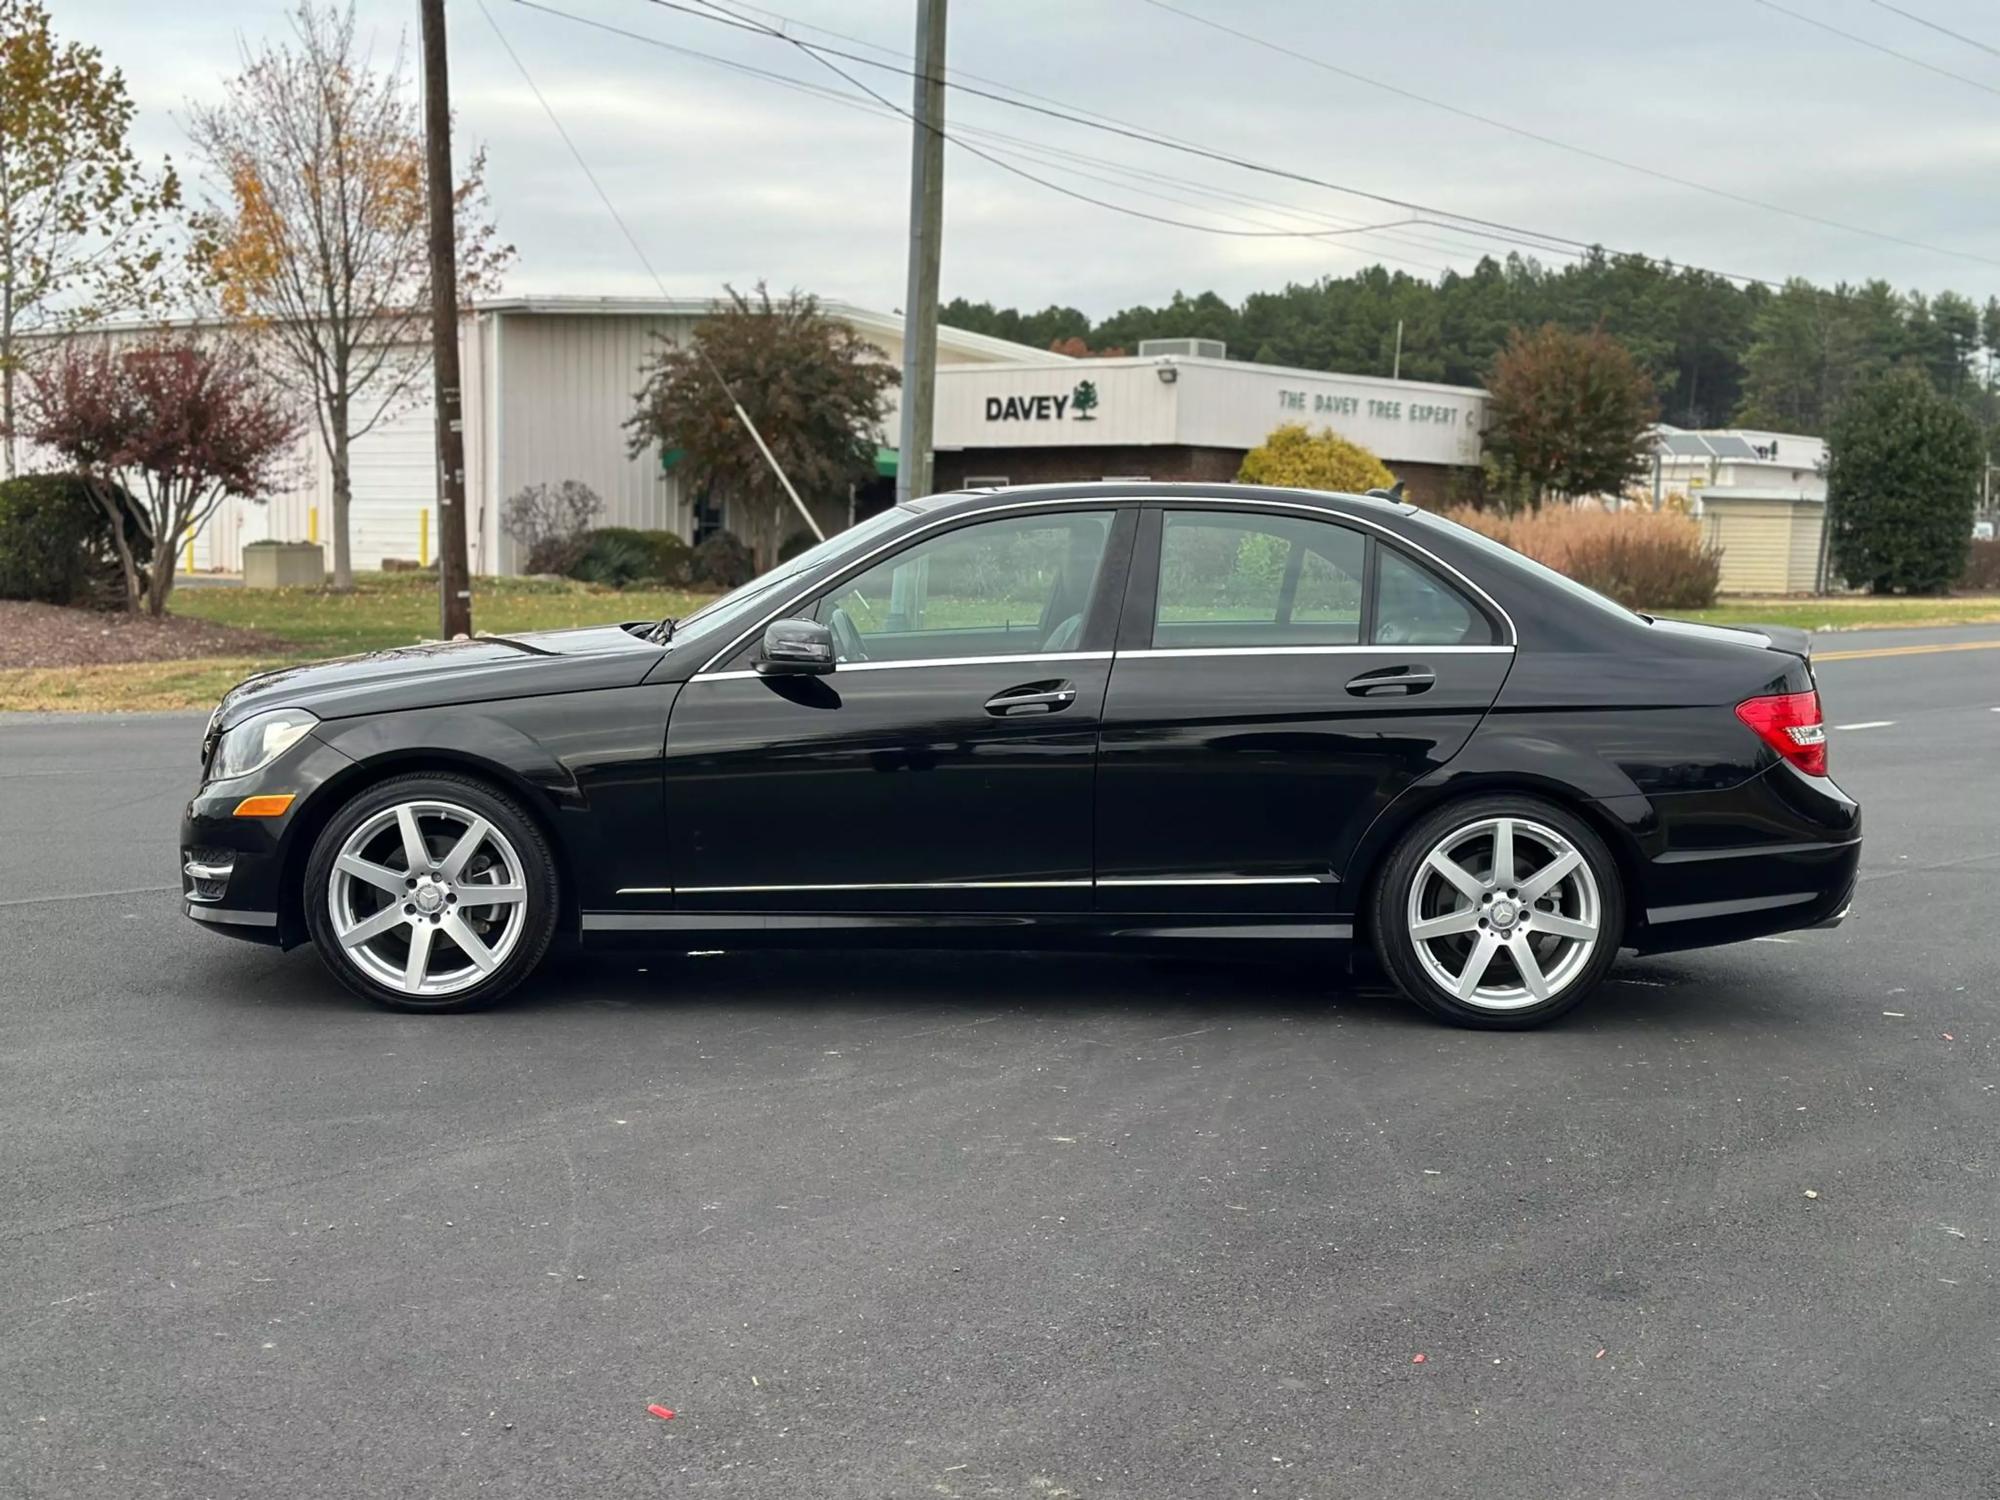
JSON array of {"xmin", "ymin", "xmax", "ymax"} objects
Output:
[
  {"xmin": 1152, "ymin": 511, "xmax": 1365, "ymax": 648},
  {"xmin": 1374, "ymin": 547, "xmax": 1494, "ymax": 646}
]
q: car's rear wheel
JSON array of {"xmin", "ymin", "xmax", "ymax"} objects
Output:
[
  {"xmin": 1370, "ymin": 795, "xmax": 1623, "ymax": 1029},
  {"xmin": 303, "ymin": 772, "xmax": 558, "ymax": 1013}
]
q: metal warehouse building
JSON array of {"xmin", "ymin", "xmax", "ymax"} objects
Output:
[
  {"xmin": 188, "ymin": 297, "xmax": 1058, "ymax": 576},
  {"xmin": 171, "ymin": 312, "xmax": 1489, "ymax": 576}
]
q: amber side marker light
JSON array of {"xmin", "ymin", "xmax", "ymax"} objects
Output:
[{"xmin": 232, "ymin": 793, "xmax": 297, "ymax": 818}]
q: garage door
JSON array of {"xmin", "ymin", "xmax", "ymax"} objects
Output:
[{"xmin": 347, "ymin": 398, "xmax": 438, "ymax": 571}]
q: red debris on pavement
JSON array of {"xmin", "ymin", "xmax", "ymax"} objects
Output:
[
  {"xmin": 1411, "ymin": 1353, "xmax": 1426, "ymax": 1364},
  {"xmin": 647, "ymin": 1405, "xmax": 676, "ymax": 1421}
]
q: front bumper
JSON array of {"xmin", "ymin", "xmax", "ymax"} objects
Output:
[{"xmin": 180, "ymin": 735, "xmax": 355, "ymax": 947}]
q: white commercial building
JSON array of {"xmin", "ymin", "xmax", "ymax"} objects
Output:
[
  {"xmin": 1651, "ymin": 427, "xmax": 1829, "ymax": 595},
  {"xmin": 929, "ymin": 340, "xmax": 1487, "ymax": 508}
]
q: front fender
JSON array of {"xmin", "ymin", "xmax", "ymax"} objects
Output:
[{"xmin": 303, "ymin": 684, "xmax": 678, "ymax": 915}]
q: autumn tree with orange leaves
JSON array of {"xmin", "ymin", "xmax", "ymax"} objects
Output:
[
  {"xmin": 0, "ymin": 0, "xmax": 181, "ymax": 476},
  {"xmin": 186, "ymin": 2, "xmax": 509, "ymax": 589}
]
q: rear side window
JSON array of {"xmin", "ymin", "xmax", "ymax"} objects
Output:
[
  {"xmin": 1153, "ymin": 511, "xmax": 1365, "ymax": 648},
  {"xmin": 1374, "ymin": 547, "xmax": 1493, "ymax": 646},
  {"xmin": 1148, "ymin": 509, "xmax": 1495, "ymax": 649}
]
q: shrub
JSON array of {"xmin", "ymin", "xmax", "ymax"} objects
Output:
[
  {"xmin": 1827, "ymin": 368, "xmax": 1981, "ymax": 594},
  {"xmin": 692, "ymin": 529, "xmax": 756, "ymax": 588},
  {"xmin": 1444, "ymin": 505, "xmax": 1721, "ymax": 611},
  {"xmin": 777, "ymin": 530, "xmax": 820, "ymax": 563},
  {"xmin": 0, "ymin": 473, "xmax": 152, "ymax": 610},
  {"xmin": 1962, "ymin": 537, "xmax": 2000, "ymax": 591},
  {"xmin": 1236, "ymin": 423, "xmax": 1394, "ymax": 494},
  {"xmin": 567, "ymin": 527, "xmax": 695, "ymax": 589},
  {"xmin": 503, "ymin": 480, "xmax": 603, "ymax": 575}
]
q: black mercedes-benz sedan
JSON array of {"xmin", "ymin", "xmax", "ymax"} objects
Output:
[{"xmin": 181, "ymin": 483, "xmax": 1859, "ymax": 1028}]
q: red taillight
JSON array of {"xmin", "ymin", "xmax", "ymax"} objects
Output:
[{"xmin": 1736, "ymin": 690, "xmax": 1827, "ymax": 777}]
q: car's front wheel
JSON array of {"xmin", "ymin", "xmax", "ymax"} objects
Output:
[
  {"xmin": 1370, "ymin": 795, "xmax": 1623, "ymax": 1029},
  {"xmin": 302, "ymin": 772, "xmax": 559, "ymax": 1013}
]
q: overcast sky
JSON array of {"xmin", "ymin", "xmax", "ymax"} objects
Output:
[{"xmin": 69, "ymin": 0, "xmax": 2000, "ymax": 321}]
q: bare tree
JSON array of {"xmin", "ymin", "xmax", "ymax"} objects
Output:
[
  {"xmin": 0, "ymin": 0, "xmax": 180, "ymax": 474},
  {"xmin": 185, "ymin": 1, "xmax": 509, "ymax": 590}
]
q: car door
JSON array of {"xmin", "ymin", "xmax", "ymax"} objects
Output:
[
  {"xmin": 662, "ymin": 504, "xmax": 1136, "ymax": 913},
  {"xmin": 1094, "ymin": 503, "xmax": 1513, "ymax": 915}
]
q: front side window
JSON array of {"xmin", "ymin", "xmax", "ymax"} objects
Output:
[
  {"xmin": 816, "ymin": 510, "xmax": 1115, "ymax": 663},
  {"xmin": 1153, "ymin": 511, "xmax": 1366, "ymax": 648}
]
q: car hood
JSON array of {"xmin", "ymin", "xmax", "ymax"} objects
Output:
[{"xmin": 214, "ymin": 623, "xmax": 663, "ymax": 729}]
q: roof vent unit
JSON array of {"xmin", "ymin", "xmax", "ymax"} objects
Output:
[{"xmin": 1138, "ymin": 337, "xmax": 1226, "ymax": 361}]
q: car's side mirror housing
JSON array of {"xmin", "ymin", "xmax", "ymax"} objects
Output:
[{"xmin": 756, "ymin": 617, "xmax": 837, "ymax": 676}]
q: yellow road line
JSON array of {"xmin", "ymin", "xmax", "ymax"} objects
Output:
[{"xmin": 1816, "ymin": 639, "xmax": 2000, "ymax": 662}]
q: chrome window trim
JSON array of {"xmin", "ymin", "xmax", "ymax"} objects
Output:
[
  {"xmin": 695, "ymin": 644, "xmax": 1509, "ymax": 684},
  {"xmin": 694, "ymin": 493, "xmax": 1517, "ymax": 676},
  {"xmin": 690, "ymin": 651, "xmax": 1113, "ymax": 685}
]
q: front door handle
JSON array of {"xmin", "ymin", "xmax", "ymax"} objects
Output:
[
  {"xmin": 1346, "ymin": 665, "xmax": 1436, "ymax": 697},
  {"xmin": 985, "ymin": 680, "xmax": 1077, "ymax": 716}
]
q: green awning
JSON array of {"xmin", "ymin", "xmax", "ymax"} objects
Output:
[{"xmin": 875, "ymin": 446, "xmax": 898, "ymax": 478}]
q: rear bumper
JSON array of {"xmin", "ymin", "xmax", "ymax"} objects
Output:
[{"xmin": 1624, "ymin": 763, "xmax": 1861, "ymax": 955}]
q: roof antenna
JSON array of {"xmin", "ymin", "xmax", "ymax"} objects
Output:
[{"xmin": 1365, "ymin": 480, "xmax": 1408, "ymax": 502}]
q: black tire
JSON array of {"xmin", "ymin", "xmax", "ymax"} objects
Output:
[
  {"xmin": 1368, "ymin": 793, "xmax": 1624, "ymax": 1030},
  {"xmin": 302, "ymin": 771, "xmax": 559, "ymax": 1013}
]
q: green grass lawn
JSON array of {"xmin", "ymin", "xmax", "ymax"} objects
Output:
[
  {"xmin": 0, "ymin": 573, "xmax": 716, "ymax": 713},
  {"xmin": 1679, "ymin": 595, "xmax": 2000, "ymax": 631},
  {"xmin": 4, "ymin": 571, "xmax": 1998, "ymax": 714},
  {"xmin": 172, "ymin": 571, "xmax": 714, "ymax": 657}
]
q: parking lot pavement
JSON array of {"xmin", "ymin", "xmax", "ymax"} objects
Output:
[{"xmin": 3, "ymin": 629, "xmax": 1996, "ymax": 1500}]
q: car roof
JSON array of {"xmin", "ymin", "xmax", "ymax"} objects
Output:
[{"xmin": 904, "ymin": 482, "xmax": 1417, "ymax": 522}]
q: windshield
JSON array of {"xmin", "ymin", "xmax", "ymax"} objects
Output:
[
  {"xmin": 1404, "ymin": 509, "xmax": 1641, "ymax": 624},
  {"xmin": 670, "ymin": 506, "xmax": 915, "ymax": 644}
]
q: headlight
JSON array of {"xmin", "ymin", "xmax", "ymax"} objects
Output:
[{"xmin": 209, "ymin": 708, "xmax": 318, "ymax": 782}]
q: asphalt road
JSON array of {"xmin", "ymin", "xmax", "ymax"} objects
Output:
[{"xmin": 3, "ymin": 625, "xmax": 1997, "ymax": 1499}]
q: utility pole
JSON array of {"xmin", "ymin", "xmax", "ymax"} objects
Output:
[
  {"xmin": 895, "ymin": 0, "xmax": 947, "ymax": 505},
  {"xmin": 1391, "ymin": 318, "xmax": 1403, "ymax": 381},
  {"xmin": 420, "ymin": 0, "xmax": 472, "ymax": 639}
]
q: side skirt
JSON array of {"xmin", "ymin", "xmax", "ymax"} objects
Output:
[{"xmin": 579, "ymin": 910, "xmax": 1355, "ymax": 951}]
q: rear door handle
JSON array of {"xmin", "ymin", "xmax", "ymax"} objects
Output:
[
  {"xmin": 1345, "ymin": 665, "xmax": 1436, "ymax": 696},
  {"xmin": 985, "ymin": 680, "xmax": 1077, "ymax": 716}
]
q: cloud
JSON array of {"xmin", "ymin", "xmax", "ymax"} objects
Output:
[{"xmin": 59, "ymin": 0, "xmax": 2000, "ymax": 320}]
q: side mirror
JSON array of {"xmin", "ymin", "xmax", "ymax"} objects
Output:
[{"xmin": 756, "ymin": 617, "xmax": 837, "ymax": 676}]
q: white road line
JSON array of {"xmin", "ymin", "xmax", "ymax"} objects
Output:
[{"xmin": 1834, "ymin": 720, "xmax": 1895, "ymax": 730}]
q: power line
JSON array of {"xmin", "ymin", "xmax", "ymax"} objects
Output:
[
  {"xmin": 664, "ymin": 0, "xmax": 1446, "ymax": 244},
  {"xmin": 1136, "ymin": 0, "xmax": 1998, "ymax": 270},
  {"xmin": 626, "ymin": 0, "xmax": 2000, "ymax": 281},
  {"xmin": 495, "ymin": 0, "xmax": 1465, "ymax": 274},
  {"xmin": 1860, "ymin": 0, "xmax": 2000, "ymax": 61},
  {"xmin": 1749, "ymin": 0, "xmax": 2000, "ymax": 99},
  {"xmin": 475, "ymin": 0, "xmax": 823, "ymax": 541}
]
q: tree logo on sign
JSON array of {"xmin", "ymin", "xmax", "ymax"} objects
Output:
[{"xmin": 1071, "ymin": 379, "xmax": 1099, "ymax": 421}]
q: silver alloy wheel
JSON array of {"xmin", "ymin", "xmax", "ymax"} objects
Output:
[
  {"xmin": 327, "ymin": 798, "xmax": 530, "ymax": 998},
  {"xmin": 1406, "ymin": 815, "xmax": 1601, "ymax": 1012}
]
